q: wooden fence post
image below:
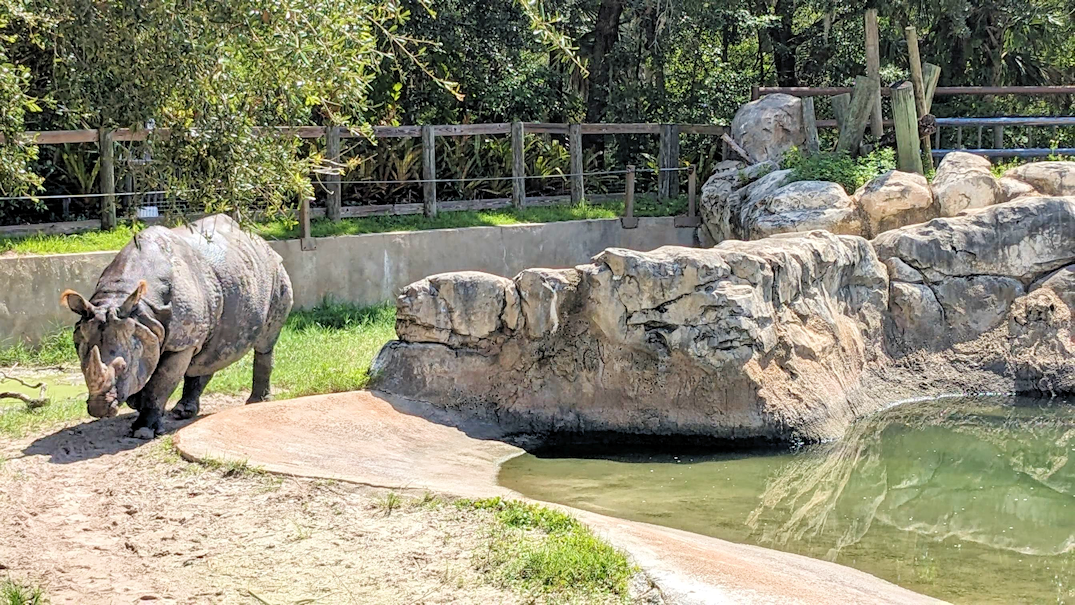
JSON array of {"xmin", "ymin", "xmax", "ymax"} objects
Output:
[
  {"xmin": 421, "ymin": 124, "xmax": 437, "ymax": 218},
  {"xmin": 511, "ymin": 121, "xmax": 525, "ymax": 209},
  {"xmin": 299, "ymin": 197, "xmax": 316, "ymax": 251},
  {"xmin": 622, "ymin": 165, "xmax": 637, "ymax": 229},
  {"xmin": 802, "ymin": 97, "xmax": 820, "ymax": 155},
  {"xmin": 865, "ymin": 8, "xmax": 883, "ymax": 140},
  {"xmin": 993, "ymin": 126, "xmax": 1004, "ymax": 150},
  {"xmin": 325, "ymin": 125, "xmax": 342, "ymax": 222},
  {"xmin": 569, "ymin": 123, "xmax": 584, "ymax": 204},
  {"xmin": 98, "ymin": 128, "xmax": 116, "ymax": 230},
  {"xmin": 893, "ymin": 82, "xmax": 924, "ymax": 174},
  {"xmin": 836, "ymin": 76, "xmax": 878, "ymax": 155},
  {"xmin": 923, "ymin": 63, "xmax": 941, "ymax": 113},
  {"xmin": 832, "ymin": 93, "xmax": 851, "ymax": 131},
  {"xmin": 658, "ymin": 124, "xmax": 680, "ymax": 199},
  {"xmin": 905, "ymin": 26, "xmax": 934, "ymax": 171},
  {"xmin": 687, "ymin": 164, "xmax": 697, "ymax": 218}
]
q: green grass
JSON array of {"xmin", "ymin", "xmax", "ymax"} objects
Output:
[
  {"xmin": 1, "ymin": 579, "xmax": 47, "ymax": 605},
  {"xmin": 783, "ymin": 146, "xmax": 897, "ymax": 194},
  {"xmin": 0, "ymin": 300, "xmax": 396, "ymax": 438},
  {"xmin": 457, "ymin": 497, "xmax": 634, "ymax": 600},
  {"xmin": 0, "ymin": 197, "xmax": 686, "ymax": 256}
]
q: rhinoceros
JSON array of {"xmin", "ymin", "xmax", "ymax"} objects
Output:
[{"xmin": 60, "ymin": 214, "xmax": 293, "ymax": 439}]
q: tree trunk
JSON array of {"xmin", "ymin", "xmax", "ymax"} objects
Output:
[
  {"xmin": 585, "ymin": 0, "xmax": 623, "ymax": 122},
  {"xmin": 770, "ymin": 0, "xmax": 797, "ymax": 87}
]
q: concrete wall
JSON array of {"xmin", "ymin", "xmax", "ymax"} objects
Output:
[{"xmin": 0, "ymin": 217, "xmax": 696, "ymax": 345}]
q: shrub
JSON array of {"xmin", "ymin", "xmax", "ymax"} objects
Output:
[{"xmin": 783, "ymin": 146, "xmax": 896, "ymax": 194}]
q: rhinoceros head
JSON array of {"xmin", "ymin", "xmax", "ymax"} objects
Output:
[{"xmin": 61, "ymin": 281, "xmax": 165, "ymax": 418}]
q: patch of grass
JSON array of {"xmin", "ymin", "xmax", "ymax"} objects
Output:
[
  {"xmin": 1, "ymin": 578, "xmax": 47, "ymax": 605},
  {"xmin": 0, "ymin": 197, "xmax": 689, "ymax": 256},
  {"xmin": 457, "ymin": 497, "xmax": 634, "ymax": 600},
  {"xmin": 783, "ymin": 146, "xmax": 897, "ymax": 194},
  {"xmin": 0, "ymin": 397, "xmax": 86, "ymax": 439},
  {"xmin": 209, "ymin": 301, "xmax": 396, "ymax": 399},
  {"xmin": 0, "ymin": 331, "xmax": 77, "ymax": 367},
  {"xmin": 375, "ymin": 491, "xmax": 403, "ymax": 516},
  {"xmin": 0, "ymin": 223, "xmax": 142, "ymax": 256},
  {"xmin": 196, "ymin": 455, "xmax": 265, "ymax": 478}
]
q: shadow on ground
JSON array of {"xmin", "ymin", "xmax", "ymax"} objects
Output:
[{"xmin": 21, "ymin": 409, "xmax": 201, "ymax": 464}]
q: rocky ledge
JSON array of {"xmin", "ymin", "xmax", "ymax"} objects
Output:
[{"xmin": 373, "ymin": 194, "xmax": 1075, "ymax": 443}]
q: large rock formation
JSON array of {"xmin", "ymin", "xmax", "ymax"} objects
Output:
[
  {"xmin": 375, "ymin": 195, "xmax": 1075, "ymax": 442},
  {"xmin": 729, "ymin": 94, "xmax": 805, "ymax": 164},
  {"xmin": 375, "ymin": 231, "xmax": 888, "ymax": 442}
]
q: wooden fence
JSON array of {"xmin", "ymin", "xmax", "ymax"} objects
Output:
[{"xmin": 0, "ymin": 121, "xmax": 726, "ymax": 238}]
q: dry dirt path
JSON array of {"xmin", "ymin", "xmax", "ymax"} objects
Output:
[{"xmin": 0, "ymin": 395, "xmax": 524, "ymax": 605}]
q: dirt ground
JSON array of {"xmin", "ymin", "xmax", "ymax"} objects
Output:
[{"xmin": 0, "ymin": 394, "xmax": 529, "ymax": 605}]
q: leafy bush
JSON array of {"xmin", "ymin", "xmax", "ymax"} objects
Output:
[{"xmin": 783, "ymin": 147, "xmax": 897, "ymax": 194}]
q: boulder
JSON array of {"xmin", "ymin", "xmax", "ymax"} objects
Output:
[
  {"xmin": 855, "ymin": 170, "xmax": 936, "ymax": 236},
  {"xmin": 730, "ymin": 94, "xmax": 805, "ymax": 164},
  {"xmin": 931, "ymin": 152, "xmax": 1003, "ymax": 216},
  {"xmin": 997, "ymin": 176, "xmax": 1039, "ymax": 202},
  {"xmin": 873, "ymin": 197, "xmax": 1075, "ymax": 283},
  {"xmin": 395, "ymin": 271, "xmax": 519, "ymax": 348},
  {"xmin": 374, "ymin": 232, "xmax": 888, "ymax": 443},
  {"xmin": 1002, "ymin": 161, "xmax": 1075, "ymax": 196},
  {"xmin": 698, "ymin": 162, "xmax": 785, "ymax": 242},
  {"xmin": 743, "ymin": 180, "xmax": 865, "ymax": 239},
  {"xmin": 1030, "ymin": 264, "xmax": 1075, "ymax": 310}
]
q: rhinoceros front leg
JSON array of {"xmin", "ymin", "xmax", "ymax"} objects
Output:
[
  {"xmin": 171, "ymin": 373, "xmax": 214, "ymax": 420},
  {"xmin": 130, "ymin": 348, "xmax": 195, "ymax": 439},
  {"xmin": 247, "ymin": 350, "xmax": 273, "ymax": 404}
]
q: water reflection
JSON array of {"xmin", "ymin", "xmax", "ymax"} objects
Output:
[{"xmin": 499, "ymin": 396, "xmax": 1075, "ymax": 603}]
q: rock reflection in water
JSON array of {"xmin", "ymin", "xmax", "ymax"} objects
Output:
[
  {"xmin": 499, "ymin": 396, "xmax": 1075, "ymax": 603},
  {"xmin": 746, "ymin": 396, "xmax": 1075, "ymax": 560}
]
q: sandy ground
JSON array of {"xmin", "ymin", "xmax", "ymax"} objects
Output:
[{"xmin": 0, "ymin": 395, "xmax": 529, "ymax": 605}]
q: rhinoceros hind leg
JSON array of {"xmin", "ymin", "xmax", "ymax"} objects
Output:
[
  {"xmin": 172, "ymin": 373, "xmax": 213, "ymax": 419},
  {"xmin": 247, "ymin": 350, "xmax": 273, "ymax": 404}
]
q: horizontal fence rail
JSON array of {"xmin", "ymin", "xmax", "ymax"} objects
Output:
[
  {"xmin": 752, "ymin": 85, "xmax": 1075, "ymax": 100},
  {"xmin": 0, "ymin": 122, "xmax": 721, "ymax": 240}
]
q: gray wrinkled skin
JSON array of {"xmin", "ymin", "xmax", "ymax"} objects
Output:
[{"xmin": 61, "ymin": 215, "xmax": 293, "ymax": 438}]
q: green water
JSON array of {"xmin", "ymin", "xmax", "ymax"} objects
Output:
[{"xmin": 499, "ymin": 396, "xmax": 1075, "ymax": 604}]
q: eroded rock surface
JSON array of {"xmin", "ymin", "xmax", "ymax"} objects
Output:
[
  {"xmin": 855, "ymin": 170, "xmax": 936, "ymax": 236},
  {"xmin": 1002, "ymin": 161, "xmax": 1075, "ymax": 197},
  {"xmin": 931, "ymin": 152, "xmax": 1003, "ymax": 216},
  {"xmin": 376, "ymin": 232, "xmax": 887, "ymax": 442},
  {"xmin": 729, "ymin": 94, "xmax": 805, "ymax": 164},
  {"xmin": 744, "ymin": 180, "xmax": 863, "ymax": 239},
  {"xmin": 377, "ymin": 196, "xmax": 1075, "ymax": 443}
]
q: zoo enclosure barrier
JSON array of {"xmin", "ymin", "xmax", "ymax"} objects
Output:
[
  {"xmin": 752, "ymin": 84, "xmax": 1075, "ymax": 168},
  {"xmin": 0, "ymin": 121, "xmax": 724, "ymax": 239}
]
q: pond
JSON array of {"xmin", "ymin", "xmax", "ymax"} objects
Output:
[{"xmin": 499, "ymin": 396, "xmax": 1075, "ymax": 604}]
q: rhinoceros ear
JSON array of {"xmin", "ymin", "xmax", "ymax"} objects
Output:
[
  {"xmin": 118, "ymin": 280, "xmax": 148, "ymax": 318},
  {"xmin": 60, "ymin": 290, "xmax": 94, "ymax": 318}
]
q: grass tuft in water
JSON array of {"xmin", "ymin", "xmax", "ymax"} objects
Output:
[{"xmin": 457, "ymin": 497, "xmax": 634, "ymax": 600}]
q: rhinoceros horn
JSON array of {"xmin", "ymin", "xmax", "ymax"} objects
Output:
[{"xmin": 85, "ymin": 345, "xmax": 112, "ymax": 394}]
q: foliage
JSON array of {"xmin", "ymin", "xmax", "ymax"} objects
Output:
[
  {"xmin": 457, "ymin": 497, "xmax": 634, "ymax": 599},
  {"xmin": 783, "ymin": 147, "xmax": 897, "ymax": 194},
  {"xmin": 0, "ymin": 579, "xmax": 47, "ymax": 605}
]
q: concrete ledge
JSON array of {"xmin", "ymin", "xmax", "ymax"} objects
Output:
[{"xmin": 0, "ymin": 217, "xmax": 696, "ymax": 345}]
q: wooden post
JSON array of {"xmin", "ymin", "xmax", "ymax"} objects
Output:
[
  {"xmin": 511, "ymin": 121, "xmax": 526, "ymax": 208},
  {"xmin": 905, "ymin": 26, "xmax": 934, "ymax": 171},
  {"xmin": 658, "ymin": 124, "xmax": 680, "ymax": 199},
  {"xmin": 421, "ymin": 124, "xmax": 437, "ymax": 217},
  {"xmin": 98, "ymin": 128, "xmax": 116, "ymax": 230},
  {"xmin": 864, "ymin": 9, "xmax": 883, "ymax": 140},
  {"xmin": 687, "ymin": 165, "xmax": 697, "ymax": 218},
  {"xmin": 622, "ymin": 165, "xmax": 638, "ymax": 229},
  {"xmin": 832, "ymin": 93, "xmax": 851, "ymax": 131},
  {"xmin": 993, "ymin": 125, "xmax": 1004, "ymax": 149},
  {"xmin": 836, "ymin": 76, "xmax": 879, "ymax": 155},
  {"xmin": 751, "ymin": 85, "xmax": 761, "ymax": 101},
  {"xmin": 569, "ymin": 124, "xmax": 584, "ymax": 204},
  {"xmin": 802, "ymin": 96, "xmax": 820, "ymax": 155},
  {"xmin": 299, "ymin": 197, "xmax": 315, "ymax": 251},
  {"xmin": 923, "ymin": 63, "xmax": 941, "ymax": 112},
  {"xmin": 893, "ymin": 81, "xmax": 923, "ymax": 174},
  {"xmin": 325, "ymin": 125, "xmax": 342, "ymax": 222}
]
